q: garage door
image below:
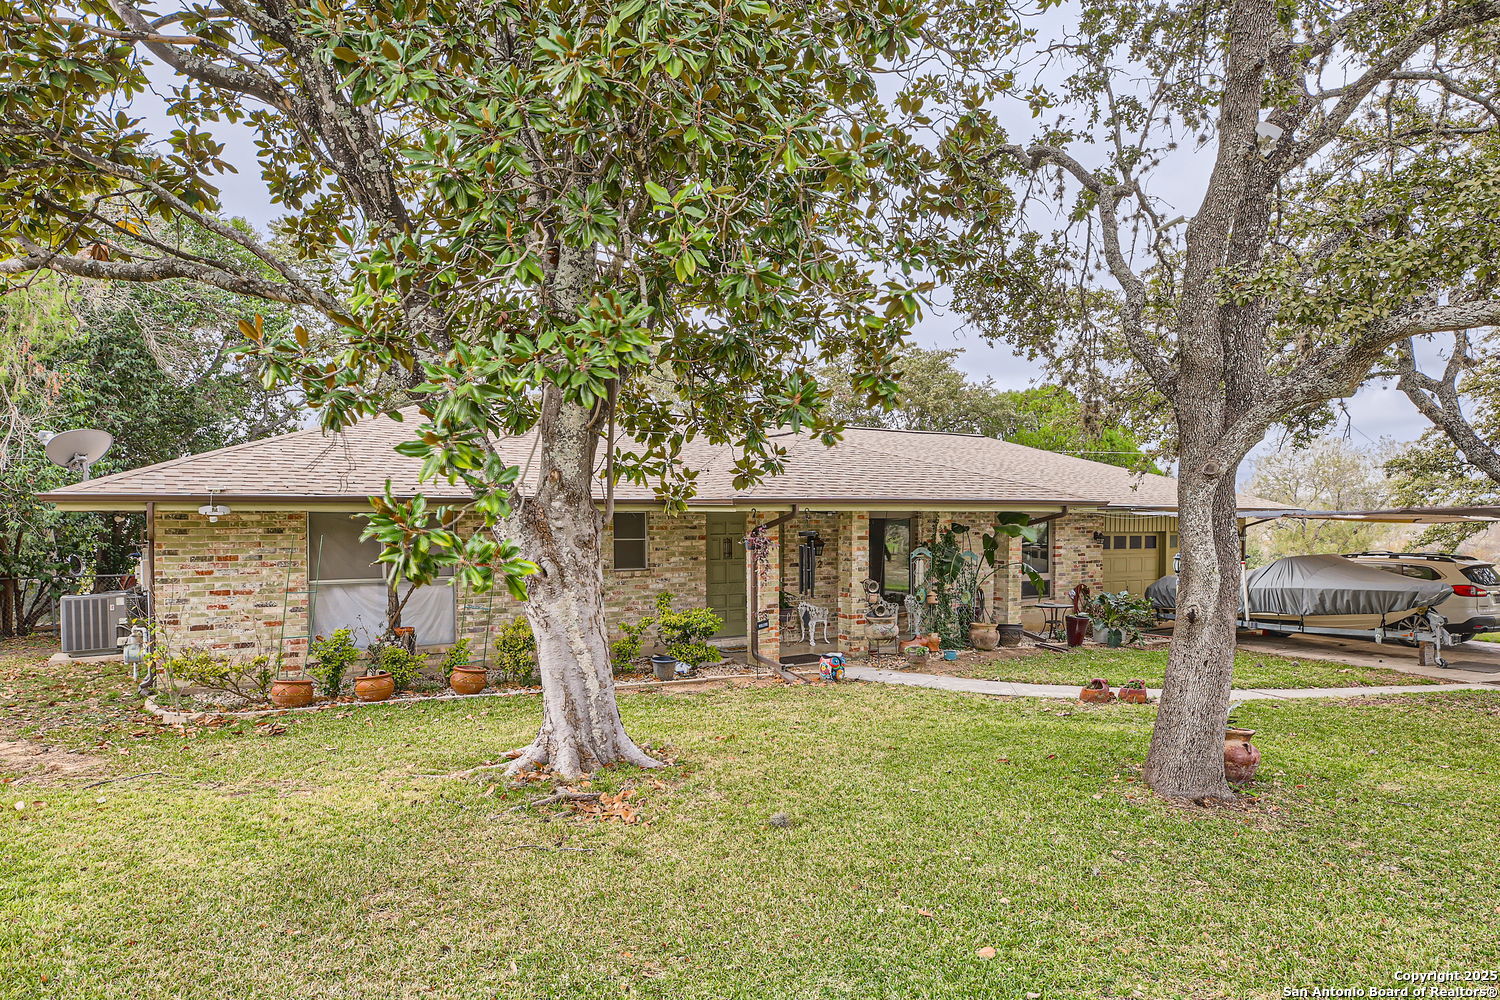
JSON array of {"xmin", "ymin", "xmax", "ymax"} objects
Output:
[{"xmin": 1102, "ymin": 533, "xmax": 1164, "ymax": 595}]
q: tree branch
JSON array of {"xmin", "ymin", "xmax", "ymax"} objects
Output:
[
  {"xmin": 1, "ymin": 239, "xmax": 327, "ymax": 309},
  {"xmin": 1395, "ymin": 333, "xmax": 1500, "ymax": 486}
]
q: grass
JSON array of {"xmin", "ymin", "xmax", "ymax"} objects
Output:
[
  {"xmin": 961, "ymin": 646, "xmax": 1441, "ymax": 690},
  {"xmin": 4, "ymin": 638, "xmax": 1499, "ymax": 999}
]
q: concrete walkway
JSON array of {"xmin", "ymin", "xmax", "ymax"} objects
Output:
[{"xmin": 844, "ymin": 665, "xmax": 1499, "ymax": 704}]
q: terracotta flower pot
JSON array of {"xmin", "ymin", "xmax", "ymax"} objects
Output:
[
  {"xmin": 1120, "ymin": 687, "xmax": 1149, "ymax": 704},
  {"xmin": 269, "ymin": 676, "xmax": 314, "ymax": 709},
  {"xmin": 1078, "ymin": 686, "xmax": 1114, "ymax": 704},
  {"xmin": 1224, "ymin": 727, "xmax": 1261, "ymax": 783},
  {"xmin": 449, "ymin": 665, "xmax": 488, "ymax": 695},
  {"xmin": 969, "ymin": 622, "xmax": 1000, "ymax": 652},
  {"xmin": 923, "ymin": 633, "xmax": 941, "ymax": 652},
  {"xmin": 354, "ymin": 671, "xmax": 394, "ymax": 702},
  {"xmin": 995, "ymin": 623, "xmax": 1024, "ymax": 648}
]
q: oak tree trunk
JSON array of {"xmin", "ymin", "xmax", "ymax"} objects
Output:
[
  {"xmin": 502, "ymin": 392, "xmax": 663, "ymax": 779},
  {"xmin": 1143, "ymin": 447, "xmax": 1245, "ymax": 801}
]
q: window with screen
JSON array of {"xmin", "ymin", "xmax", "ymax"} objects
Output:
[
  {"xmin": 1022, "ymin": 522, "xmax": 1051, "ymax": 598},
  {"xmin": 869, "ymin": 517, "xmax": 913, "ymax": 596},
  {"xmin": 306, "ymin": 513, "xmax": 455, "ymax": 648},
  {"xmin": 613, "ymin": 513, "xmax": 648, "ymax": 570}
]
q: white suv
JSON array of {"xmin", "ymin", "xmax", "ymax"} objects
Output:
[{"xmin": 1343, "ymin": 551, "xmax": 1500, "ymax": 642}]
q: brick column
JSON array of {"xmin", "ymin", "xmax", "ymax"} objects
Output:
[
  {"xmin": 834, "ymin": 511, "xmax": 871, "ymax": 656},
  {"xmin": 745, "ymin": 512, "xmax": 784, "ymax": 663},
  {"xmin": 992, "ymin": 532, "xmax": 1025, "ymax": 624}
]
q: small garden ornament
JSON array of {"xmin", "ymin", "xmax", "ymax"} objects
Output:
[{"xmin": 818, "ymin": 652, "xmax": 847, "ymax": 682}]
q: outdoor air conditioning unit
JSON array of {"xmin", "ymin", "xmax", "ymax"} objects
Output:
[{"xmin": 60, "ymin": 591, "xmax": 146, "ymax": 657}]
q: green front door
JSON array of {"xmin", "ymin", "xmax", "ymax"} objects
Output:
[{"xmin": 705, "ymin": 513, "xmax": 747, "ymax": 637}]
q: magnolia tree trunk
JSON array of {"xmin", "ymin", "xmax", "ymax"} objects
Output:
[
  {"xmin": 1142, "ymin": 445, "xmax": 1245, "ymax": 800},
  {"xmin": 503, "ymin": 394, "xmax": 663, "ymax": 778}
]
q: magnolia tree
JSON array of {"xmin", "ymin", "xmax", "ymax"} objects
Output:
[
  {"xmin": 0, "ymin": 0, "xmax": 924, "ymax": 776},
  {"xmin": 910, "ymin": 0, "xmax": 1500, "ymax": 799}
]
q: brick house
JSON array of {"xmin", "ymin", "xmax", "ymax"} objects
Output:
[{"xmin": 40, "ymin": 412, "xmax": 1275, "ymax": 664}]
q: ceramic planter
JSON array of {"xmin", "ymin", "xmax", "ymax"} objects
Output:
[
  {"xmin": 1078, "ymin": 686, "xmax": 1114, "ymax": 704},
  {"xmin": 941, "ymin": 649, "xmax": 959, "ymax": 661},
  {"xmin": 354, "ymin": 671, "xmax": 395, "ymax": 702},
  {"xmin": 1064, "ymin": 614, "xmax": 1090, "ymax": 647},
  {"xmin": 1224, "ymin": 727, "xmax": 1261, "ymax": 783},
  {"xmin": 903, "ymin": 644, "xmax": 928, "ymax": 665},
  {"xmin": 1119, "ymin": 687, "xmax": 1149, "ymax": 704},
  {"xmin": 269, "ymin": 676, "xmax": 314, "ymax": 709},
  {"xmin": 995, "ymin": 623, "xmax": 1024, "ymax": 648},
  {"xmin": 969, "ymin": 622, "xmax": 1000, "ymax": 651},
  {"xmin": 449, "ymin": 665, "xmax": 488, "ymax": 695}
]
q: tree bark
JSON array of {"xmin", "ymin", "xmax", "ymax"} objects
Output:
[
  {"xmin": 1143, "ymin": 454, "xmax": 1243, "ymax": 801},
  {"xmin": 503, "ymin": 392, "xmax": 663, "ymax": 779}
]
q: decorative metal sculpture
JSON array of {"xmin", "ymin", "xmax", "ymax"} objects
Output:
[
  {"xmin": 904, "ymin": 593, "xmax": 925, "ymax": 637},
  {"xmin": 796, "ymin": 601, "xmax": 833, "ymax": 645}
]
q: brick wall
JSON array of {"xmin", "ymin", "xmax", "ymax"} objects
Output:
[
  {"xmin": 778, "ymin": 511, "xmax": 841, "ymax": 605},
  {"xmin": 1051, "ymin": 513, "xmax": 1105, "ymax": 600},
  {"xmin": 152, "ymin": 510, "xmax": 310, "ymax": 663},
  {"xmin": 149, "ymin": 505, "xmax": 1110, "ymax": 666}
]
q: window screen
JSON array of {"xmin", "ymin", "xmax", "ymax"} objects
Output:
[
  {"xmin": 613, "ymin": 513, "xmax": 648, "ymax": 570},
  {"xmin": 308, "ymin": 513, "xmax": 383, "ymax": 582},
  {"xmin": 1022, "ymin": 522, "xmax": 1051, "ymax": 598},
  {"xmin": 870, "ymin": 517, "xmax": 913, "ymax": 596}
]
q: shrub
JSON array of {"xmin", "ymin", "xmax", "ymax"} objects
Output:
[
  {"xmin": 494, "ymin": 617, "xmax": 537, "ymax": 682},
  {"xmin": 376, "ymin": 645, "xmax": 425, "ymax": 691},
  {"xmin": 307, "ymin": 629, "xmax": 360, "ymax": 697},
  {"xmin": 1085, "ymin": 591, "xmax": 1157, "ymax": 645},
  {"xmin": 165, "ymin": 650, "xmax": 275, "ymax": 702},
  {"xmin": 651, "ymin": 592, "xmax": 722, "ymax": 668},
  {"xmin": 440, "ymin": 637, "xmax": 472, "ymax": 673},
  {"xmin": 609, "ymin": 617, "xmax": 651, "ymax": 675}
]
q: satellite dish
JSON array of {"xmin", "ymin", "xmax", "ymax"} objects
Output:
[{"xmin": 42, "ymin": 428, "xmax": 113, "ymax": 480}]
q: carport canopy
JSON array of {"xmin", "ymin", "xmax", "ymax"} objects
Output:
[{"xmin": 1123, "ymin": 504, "xmax": 1500, "ymax": 526}]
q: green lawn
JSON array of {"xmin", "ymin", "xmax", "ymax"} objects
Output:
[
  {"xmin": 962, "ymin": 646, "xmax": 1441, "ymax": 689},
  {"xmin": 3, "ymin": 639, "xmax": 1497, "ymax": 999}
]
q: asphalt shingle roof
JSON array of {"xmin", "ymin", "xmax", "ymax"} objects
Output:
[{"xmin": 39, "ymin": 410, "xmax": 1281, "ymax": 511}]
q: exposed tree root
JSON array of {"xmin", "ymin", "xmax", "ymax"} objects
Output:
[{"xmin": 509, "ymin": 789, "xmax": 602, "ymax": 812}]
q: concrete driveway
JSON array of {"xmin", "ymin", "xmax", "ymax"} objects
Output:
[{"xmin": 1233, "ymin": 629, "xmax": 1500, "ymax": 684}]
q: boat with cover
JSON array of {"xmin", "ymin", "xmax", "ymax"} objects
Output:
[{"xmin": 1145, "ymin": 553, "xmax": 1454, "ymax": 631}]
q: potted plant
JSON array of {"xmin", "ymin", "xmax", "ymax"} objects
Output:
[
  {"xmin": 441, "ymin": 637, "xmax": 486, "ymax": 695},
  {"xmin": 1086, "ymin": 591, "xmax": 1157, "ymax": 648},
  {"xmin": 353, "ymin": 649, "xmax": 395, "ymax": 702},
  {"xmin": 305, "ymin": 629, "xmax": 359, "ymax": 703},
  {"xmin": 1078, "ymin": 677, "xmax": 1114, "ymax": 703},
  {"xmin": 1119, "ymin": 678, "xmax": 1149, "ymax": 704}
]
